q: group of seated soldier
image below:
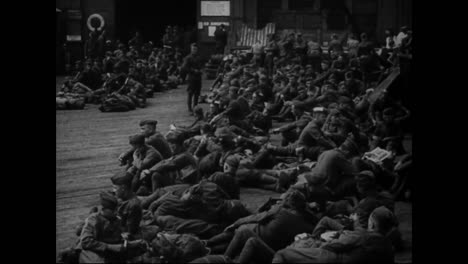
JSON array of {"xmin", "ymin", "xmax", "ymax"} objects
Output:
[
  {"xmin": 58, "ymin": 28, "xmax": 412, "ymax": 264},
  {"xmin": 57, "ymin": 41, "xmax": 186, "ymax": 111}
]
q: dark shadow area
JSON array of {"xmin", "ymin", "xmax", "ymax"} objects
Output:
[{"xmin": 115, "ymin": 0, "xmax": 197, "ymax": 45}]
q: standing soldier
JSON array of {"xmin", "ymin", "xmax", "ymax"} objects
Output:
[{"xmin": 182, "ymin": 43, "xmax": 203, "ymax": 114}]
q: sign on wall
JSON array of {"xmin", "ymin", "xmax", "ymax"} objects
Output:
[{"xmin": 201, "ymin": 1, "xmax": 230, "ymax": 16}]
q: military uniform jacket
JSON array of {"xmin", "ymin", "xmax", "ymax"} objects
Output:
[
  {"xmin": 298, "ymin": 120, "xmax": 337, "ymax": 149},
  {"xmin": 131, "ymin": 145, "xmax": 163, "ymax": 171},
  {"xmin": 278, "ymin": 113, "xmax": 313, "ymax": 133},
  {"xmin": 146, "ymin": 132, "xmax": 173, "ymax": 159},
  {"xmin": 121, "ymin": 132, "xmax": 173, "ymax": 162},
  {"xmin": 78, "ymin": 212, "xmax": 123, "ymax": 253},
  {"xmin": 118, "ymin": 195, "xmax": 143, "ymax": 237},
  {"xmin": 149, "ymin": 151, "xmax": 198, "ymax": 184},
  {"xmin": 182, "ymin": 53, "xmax": 203, "ymax": 81}
]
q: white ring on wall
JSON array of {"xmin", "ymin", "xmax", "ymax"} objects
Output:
[{"xmin": 87, "ymin": 13, "xmax": 105, "ymax": 31}]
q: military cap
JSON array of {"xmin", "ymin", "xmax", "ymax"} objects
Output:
[
  {"xmin": 100, "ymin": 191, "xmax": 118, "ymax": 210},
  {"xmin": 129, "ymin": 133, "xmax": 146, "ymax": 145},
  {"xmin": 191, "ymin": 43, "xmax": 198, "ymax": 48},
  {"xmin": 383, "ymin": 108, "xmax": 395, "ymax": 116},
  {"xmin": 313, "ymin": 107, "xmax": 327, "ymax": 113},
  {"xmin": 111, "ymin": 171, "xmax": 133, "ymax": 186},
  {"xmin": 139, "ymin": 119, "xmax": 158, "ymax": 127}
]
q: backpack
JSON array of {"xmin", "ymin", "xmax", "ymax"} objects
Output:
[{"xmin": 151, "ymin": 232, "xmax": 209, "ymax": 263}]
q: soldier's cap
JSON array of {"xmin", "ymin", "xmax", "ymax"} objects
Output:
[
  {"xmin": 313, "ymin": 107, "xmax": 327, "ymax": 113},
  {"xmin": 366, "ymin": 88, "xmax": 374, "ymax": 94},
  {"xmin": 100, "ymin": 191, "xmax": 118, "ymax": 210},
  {"xmin": 321, "ymin": 60, "xmax": 331, "ymax": 66},
  {"xmin": 111, "ymin": 170, "xmax": 133, "ymax": 187},
  {"xmin": 129, "ymin": 133, "xmax": 146, "ymax": 145},
  {"xmin": 297, "ymin": 32, "xmax": 302, "ymax": 36},
  {"xmin": 383, "ymin": 108, "xmax": 395, "ymax": 116},
  {"xmin": 139, "ymin": 119, "xmax": 158, "ymax": 127},
  {"xmin": 165, "ymin": 131, "xmax": 184, "ymax": 144},
  {"xmin": 191, "ymin": 43, "xmax": 198, "ymax": 48}
]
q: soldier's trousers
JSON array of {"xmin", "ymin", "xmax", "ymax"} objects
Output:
[
  {"xmin": 187, "ymin": 78, "xmax": 202, "ymax": 112},
  {"xmin": 238, "ymin": 237, "xmax": 275, "ymax": 264}
]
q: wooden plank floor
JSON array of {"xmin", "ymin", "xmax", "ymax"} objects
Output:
[{"xmin": 56, "ymin": 76, "xmax": 411, "ymax": 262}]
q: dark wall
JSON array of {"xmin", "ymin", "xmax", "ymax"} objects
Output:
[{"xmin": 115, "ymin": 0, "xmax": 197, "ymax": 45}]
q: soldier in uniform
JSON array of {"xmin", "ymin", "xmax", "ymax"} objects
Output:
[
  {"xmin": 182, "ymin": 43, "xmax": 203, "ymax": 114},
  {"xmin": 268, "ymin": 107, "xmax": 336, "ymax": 161},
  {"xmin": 118, "ymin": 120, "xmax": 172, "ymax": 167},
  {"xmin": 110, "ymin": 171, "xmax": 143, "ymax": 241},
  {"xmin": 124, "ymin": 134, "xmax": 163, "ymax": 194},
  {"xmin": 78, "ymin": 191, "xmax": 146, "ymax": 263},
  {"xmin": 271, "ymin": 101, "xmax": 312, "ymax": 146},
  {"xmin": 141, "ymin": 131, "xmax": 198, "ymax": 192}
]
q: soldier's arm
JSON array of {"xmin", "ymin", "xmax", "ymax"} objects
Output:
[
  {"xmin": 140, "ymin": 149, "xmax": 163, "ymax": 171},
  {"xmin": 320, "ymin": 231, "xmax": 361, "ymax": 253},
  {"xmin": 120, "ymin": 147, "xmax": 136, "ymax": 163},
  {"xmin": 278, "ymin": 122, "xmax": 296, "ymax": 132},
  {"xmin": 80, "ymin": 215, "xmax": 118, "ymax": 253},
  {"xmin": 150, "ymin": 153, "xmax": 190, "ymax": 173}
]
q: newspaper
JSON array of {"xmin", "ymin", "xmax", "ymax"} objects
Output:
[{"xmin": 362, "ymin": 147, "xmax": 392, "ymax": 164}]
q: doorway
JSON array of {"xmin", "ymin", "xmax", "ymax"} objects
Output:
[{"xmin": 115, "ymin": 0, "xmax": 197, "ymax": 45}]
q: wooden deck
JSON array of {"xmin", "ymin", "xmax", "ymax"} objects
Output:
[{"xmin": 56, "ymin": 76, "xmax": 411, "ymax": 262}]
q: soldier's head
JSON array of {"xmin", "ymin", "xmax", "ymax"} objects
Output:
[
  {"xmin": 190, "ymin": 43, "xmax": 198, "ymax": 55},
  {"xmin": 193, "ymin": 106, "xmax": 204, "ymax": 119},
  {"xmin": 166, "ymin": 131, "xmax": 184, "ymax": 154},
  {"xmin": 129, "ymin": 134, "xmax": 146, "ymax": 150},
  {"xmin": 282, "ymin": 189, "xmax": 306, "ymax": 211},
  {"xmin": 321, "ymin": 60, "xmax": 330, "ymax": 71},
  {"xmin": 139, "ymin": 120, "xmax": 157, "ymax": 136},
  {"xmin": 368, "ymin": 206, "xmax": 397, "ymax": 234},
  {"xmin": 110, "ymin": 171, "xmax": 133, "ymax": 200},
  {"xmin": 228, "ymin": 86, "xmax": 239, "ymax": 100},
  {"xmin": 312, "ymin": 107, "xmax": 328, "ymax": 124},
  {"xmin": 99, "ymin": 191, "xmax": 118, "ymax": 218},
  {"xmin": 355, "ymin": 170, "xmax": 377, "ymax": 195}
]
